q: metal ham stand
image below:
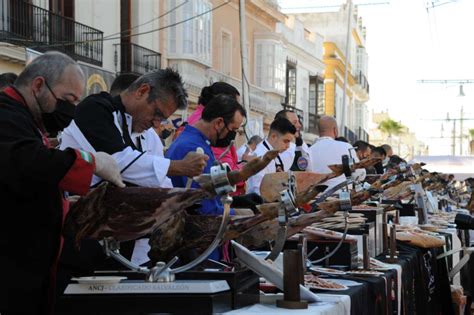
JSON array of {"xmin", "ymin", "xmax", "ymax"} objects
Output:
[{"xmin": 100, "ymin": 162, "xmax": 236, "ymax": 282}]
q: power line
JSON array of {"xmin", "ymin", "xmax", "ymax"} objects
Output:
[
  {"xmin": 2, "ymin": 1, "xmax": 229, "ymax": 50},
  {"xmin": 103, "ymin": 0, "xmax": 189, "ymax": 39},
  {"xmin": 280, "ymin": 1, "xmax": 389, "ymax": 11},
  {"xmin": 426, "ymin": 0, "xmax": 459, "ymax": 10}
]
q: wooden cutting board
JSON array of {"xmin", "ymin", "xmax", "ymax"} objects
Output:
[{"xmin": 260, "ymin": 171, "xmax": 332, "ymax": 202}]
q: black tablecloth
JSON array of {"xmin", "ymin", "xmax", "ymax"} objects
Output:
[{"xmin": 315, "ymin": 240, "xmax": 454, "ymax": 315}]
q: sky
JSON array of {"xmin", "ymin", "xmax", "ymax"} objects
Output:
[{"xmin": 278, "ymin": 0, "xmax": 474, "ymax": 155}]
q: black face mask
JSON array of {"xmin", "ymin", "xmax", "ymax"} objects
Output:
[
  {"xmin": 161, "ymin": 128, "xmax": 172, "ymax": 140},
  {"xmin": 214, "ymin": 128, "xmax": 236, "ymax": 148},
  {"xmin": 374, "ymin": 161, "xmax": 384, "ymax": 174},
  {"xmin": 42, "ymin": 98, "xmax": 76, "ymax": 136}
]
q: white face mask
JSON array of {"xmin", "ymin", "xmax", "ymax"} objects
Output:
[{"xmin": 382, "ymin": 157, "xmax": 390, "ymax": 166}]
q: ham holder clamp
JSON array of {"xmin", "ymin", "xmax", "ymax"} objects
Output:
[{"xmin": 102, "ymin": 162, "xmax": 237, "ymax": 282}]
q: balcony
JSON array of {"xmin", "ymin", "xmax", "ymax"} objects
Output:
[
  {"xmin": 356, "ymin": 71, "xmax": 370, "ymax": 94},
  {"xmin": 307, "ymin": 113, "xmax": 319, "ymax": 135},
  {"xmin": 114, "ymin": 43, "xmax": 161, "ymax": 75},
  {"xmin": 207, "ymin": 68, "xmax": 282, "ymax": 115},
  {"xmin": 0, "ymin": 0, "xmax": 103, "ymax": 66}
]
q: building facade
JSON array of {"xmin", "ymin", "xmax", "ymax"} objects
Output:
[
  {"xmin": 275, "ymin": 15, "xmax": 325, "ymax": 143},
  {"xmin": 290, "ymin": 3, "xmax": 370, "ymax": 142},
  {"xmin": 0, "ymin": 0, "xmax": 369, "ymax": 145}
]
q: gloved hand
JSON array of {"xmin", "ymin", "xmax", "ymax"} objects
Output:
[
  {"xmin": 92, "ymin": 152, "xmax": 125, "ymax": 188},
  {"xmin": 351, "ymin": 168, "xmax": 367, "ymax": 183}
]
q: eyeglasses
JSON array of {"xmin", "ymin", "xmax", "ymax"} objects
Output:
[
  {"xmin": 44, "ymin": 79, "xmax": 78, "ymax": 104},
  {"xmin": 44, "ymin": 80, "xmax": 59, "ymax": 100}
]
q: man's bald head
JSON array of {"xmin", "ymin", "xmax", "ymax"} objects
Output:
[{"xmin": 318, "ymin": 115, "xmax": 338, "ymax": 138}]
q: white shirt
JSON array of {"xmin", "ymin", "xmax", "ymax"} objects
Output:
[
  {"xmin": 246, "ymin": 139, "xmax": 285, "ymax": 195},
  {"xmin": 309, "ymin": 137, "xmax": 366, "ymax": 189},
  {"xmin": 60, "ymin": 114, "xmax": 171, "ymax": 188},
  {"xmin": 139, "ymin": 129, "xmax": 173, "ymax": 188}
]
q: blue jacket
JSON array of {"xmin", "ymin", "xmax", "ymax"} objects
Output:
[{"xmin": 166, "ymin": 125, "xmax": 226, "ymax": 215}]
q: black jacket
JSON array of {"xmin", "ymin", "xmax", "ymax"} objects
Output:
[{"xmin": 0, "ymin": 87, "xmax": 93, "ymax": 314}]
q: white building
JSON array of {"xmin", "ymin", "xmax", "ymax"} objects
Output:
[
  {"xmin": 288, "ymin": 2, "xmax": 370, "ymax": 142},
  {"xmin": 275, "ymin": 15, "xmax": 325, "ymax": 142}
]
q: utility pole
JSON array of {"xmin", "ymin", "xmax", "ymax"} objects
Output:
[
  {"xmin": 340, "ymin": 0, "xmax": 352, "ymax": 136},
  {"xmin": 239, "ymin": 0, "xmax": 251, "ymax": 138},
  {"xmin": 418, "ymin": 79, "xmax": 474, "ymax": 156},
  {"xmin": 424, "ymin": 114, "xmax": 474, "ymax": 156},
  {"xmin": 460, "ymin": 105, "xmax": 464, "ymax": 155}
]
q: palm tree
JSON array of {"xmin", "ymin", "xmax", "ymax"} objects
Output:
[
  {"xmin": 378, "ymin": 118, "xmax": 404, "ymax": 138},
  {"xmin": 469, "ymin": 129, "xmax": 474, "ymax": 154}
]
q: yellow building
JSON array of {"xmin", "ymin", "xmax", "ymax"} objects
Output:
[
  {"xmin": 290, "ymin": 3, "xmax": 370, "ymax": 142},
  {"xmin": 322, "ymin": 42, "xmax": 355, "ymax": 117}
]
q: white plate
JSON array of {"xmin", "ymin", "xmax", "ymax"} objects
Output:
[
  {"xmin": 310, "ymin": 266, "xmax": 347, "ymax": 275},
  {"xmin": 71, "ymin": 276, "xmax": 127, "ymax": 284}
]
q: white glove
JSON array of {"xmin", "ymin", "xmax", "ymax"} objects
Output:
[
  {"xmin": 93, "ymin": 152, "xmax": 126, "ymax": 188},
  {"xmin": 351, "ymin": 168, "xmax": 367, "ymax": 183}
]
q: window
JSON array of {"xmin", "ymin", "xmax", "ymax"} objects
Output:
[
  {"xmin": 254, "ymin": 40, "xmax": 285, "ymax": 94},
  {"xmin": 50, "ymin": 0, "xmax": 74, "ymax": 18},
  {"xmin": 317, "ymin": 77, "xmax": 325, "ymax": 115},
  {"xmin": 167, "ymin": 0, "xmax": 212, "ymax": 66},
  {"xmin": 286, "ymin": 60, "xmax": 296, "ymax": 107},
  {"xmin": 308, "ymin": 76, "xmax": 317, "ymax": 133},
  {"xmin": 221, "ymin": 31, "xmax": 231, "ymax": 75}
]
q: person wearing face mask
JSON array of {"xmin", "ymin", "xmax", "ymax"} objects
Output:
[
  {"xmin": 183, "ymin": 83, "xmax": 245, "ymax": 194},
  {"xmin": 166, "ymin": 94, "xmax": 246, "ymax": 216},
  {"xmin": 246, "ymin": 118, "xmax": 297, "ymax": 196},
  {"xmin": 0, "ymin": 52, "xmax": 125, "ymax": 315}
]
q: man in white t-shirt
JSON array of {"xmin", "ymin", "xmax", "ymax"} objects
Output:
[{"xmin": 309, "ymin": 116, "xmax": 366, "ymax": 189}]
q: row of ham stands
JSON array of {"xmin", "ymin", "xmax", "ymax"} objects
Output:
[{"xmin": 56, "ymin": 154, "xmax": 474, "ymax": 315}]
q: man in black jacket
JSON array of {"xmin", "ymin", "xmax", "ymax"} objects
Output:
[{"xmin": 0, "ymin": 51, "xmax": 124, "ymax": 315}]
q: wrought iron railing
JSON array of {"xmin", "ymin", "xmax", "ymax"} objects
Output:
[
  {"xmin": 307, "ymin": 112, "xmax": 319, "ymax": 134},
  {"xmin": 356, "ymin": 71, "xmax": 370, "ymax": 94},
  {"xmin": 114, "ymin": 43, "xmax": 161, "ymax": 75},
  {"xmin": 0, "ymin": 0, "xmax": 103, "ymax": 66},
  {"xmin": 344, "ymin": 126, "xmax": 357, "ymax": 144},
  {"xmin": 282, "ymin": 103, "xmax": 304, "ymax": 125}
]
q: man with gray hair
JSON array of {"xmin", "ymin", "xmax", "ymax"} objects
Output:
[
  {"xmin": 61, "ymin": 68, "xmax": 209, "ymax": 187},
  {"xmin": 59, "ymin": 68, "xmax": 209, "ymax": 267},
  {"xmin": 0, "ymin": 51, "xmax": 124, "ymax": 314}
]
